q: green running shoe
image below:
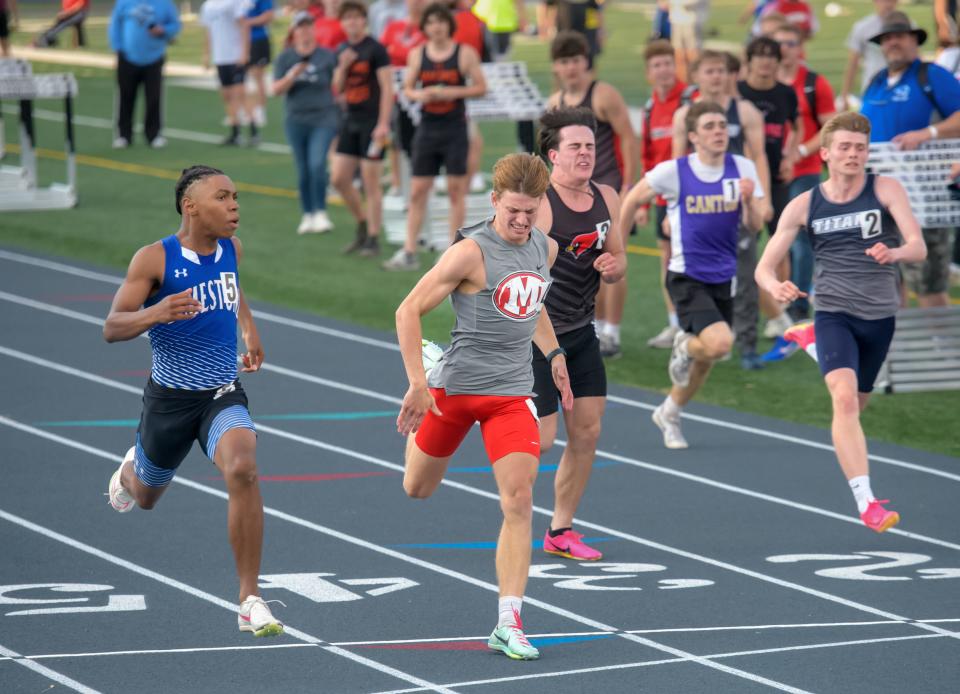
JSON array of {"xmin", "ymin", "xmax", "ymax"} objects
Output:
[{"xmin": 487, "ymin": 624, "xmax": 540, "ymax": 660}]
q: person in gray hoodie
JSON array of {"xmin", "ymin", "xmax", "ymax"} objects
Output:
[{"xmin": 108, "ymin": 0, "xmax": 181, "ymax": 148}]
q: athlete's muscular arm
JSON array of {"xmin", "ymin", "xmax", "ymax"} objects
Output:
[
  {"xmin": 595, "ymin": 82, "xmax": 639, "ymax": 195},
  {"xmin": 395, "ymin": 241, "xmax": 484, "ymax": 435},
  {"xmin": 232, "ymin": 238, "xmax": 264, "ymax": 373},
  {"xmin": 740, "ymin": 177, "xmax": 765, "ymax": 233},
  {"xmin": 446, "ymin": 44, "xmax": 487, "ymax": 100},
  {"xmin": 332, "ymin": 46, "xmax": 358, "ymax": 94},
  {"xmin": 671, "ymin": 105, "xmax": 690, "ymax": 159},
  {"xmin": 595, "ymin": 183, "xmax": 627, "ymax": 283},
  {"xmin": 532, "ymin": 309, "xmax": 574, "ymax": 412},
  {"xmin": 755, "ymin": 191, "xmax": 809, "ymax": 303},
  {"xmin": 374, "ymin": 64, "xmax": 395, "ymax": 142},
  {"xmin": 618, "ymin": 177, "xmax": 659, "ymax": 234},
  {"xmin": 402, "ymin": 47, "xmax": 426, "ymax": 102},
  {"xmin": 739, "ymin": 100, "xmax": 773, "ymax": 222},
  {"xmin": 103, "ymin": 243, "xmax": 202, "ymax": 343},
  {"xmin": 872, "ymin": 176, "xmax": 928, "ymax": 265}
]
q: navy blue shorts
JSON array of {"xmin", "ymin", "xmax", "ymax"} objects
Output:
[
  {"xmin": 814, "ymin": 311, "xmax": 896, "ymax": 393},
  {"xmin": 532, "ymin": 323, "xmax": 607, "ymax": 418}
]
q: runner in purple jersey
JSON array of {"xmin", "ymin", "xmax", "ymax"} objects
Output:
[{"xmin": 620, "ymin": 101, "xmax": 765, "ymax": 449}]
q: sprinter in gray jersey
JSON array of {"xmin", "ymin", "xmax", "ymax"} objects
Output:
[
  {"xmin": 395, "ymin": 153, "xmax": 573, "ymax": 661},
  {"xmin": 756, "ymin": 112, "xmax": 926, "ymax": 533}
]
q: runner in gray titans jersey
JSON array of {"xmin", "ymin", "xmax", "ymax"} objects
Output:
[{"xmin": 756, "ymin": 112, "xmax": 926, "ymax": 534}]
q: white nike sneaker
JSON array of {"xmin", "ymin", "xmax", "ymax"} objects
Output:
[
  {"xmin": 668, "ymin": 331, "xmax": 693, "ymax": 388},
  {"xmin": 107, "ymin": 447, "xmax": 136, "ymax": 512},
  {"xmin": 652, "ymin": 406, "xmax": 688, "ymax": 449},
  {"xmin": 238, "ymin": 595, "xmax": 284, "ymax": 637},
  {"xmin": 296, "ymin": 214, "xmax": 314, "ymax": 235}
]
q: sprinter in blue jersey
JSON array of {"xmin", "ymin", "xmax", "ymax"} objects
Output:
[
  {"xmin": 620, "ymin": 101, "xmax": 765, "ymax": 449},
  {"xmin": 102, "ymin": 165, "xmax": 282, "ymax": 637},
  {"xmin": 756, "ymin": 113, "xmax": 926, "ymax": 533}
]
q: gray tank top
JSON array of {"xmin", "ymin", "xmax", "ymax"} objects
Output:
[
  {"xmin": 806, "ymin": 175, "xmax": 901, "ymax": 320},
  {"xmin": 428, "ymin": 218, "xmax": 552, "ymax": 396}
]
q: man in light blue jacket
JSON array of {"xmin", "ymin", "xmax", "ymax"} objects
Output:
[{"xmin": 109, "ymin": 0, "xmax": 181, "ymax": 148}]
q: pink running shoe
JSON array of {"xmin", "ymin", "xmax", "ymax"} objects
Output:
[
  {"xmin": 543, "ymin": 529, "xmax": 602, "ymax": 561},
  {"xmin": 784, "ymin": 321, "xmax": 818, "ymax": 362},
  {"xmin": 860, "ymin": 499, "xmax": 900, "ymax": 533}
]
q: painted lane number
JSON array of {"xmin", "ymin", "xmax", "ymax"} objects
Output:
[
  {"xmin": 528, "ymin": 563, "xmax": 714, "ymax": 591},
  {"xmin": 766, "ymin": 552, "xmax": 960, "ymax": 581}
]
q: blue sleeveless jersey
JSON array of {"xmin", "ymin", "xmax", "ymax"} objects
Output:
[{"xmin": 144, "ymin": 235, "xmax": 240, "ymax": 390}]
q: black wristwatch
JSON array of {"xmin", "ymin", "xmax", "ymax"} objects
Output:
[{"xmin": 545, "ymin": 347, "xmax": 567, "ymax": 363}]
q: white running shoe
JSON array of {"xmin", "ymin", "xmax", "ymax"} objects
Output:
[
  {"xmin": 763, "ymin": 312, "xmax": 793, "ymax": 338},
  {"xmin": 469, "ymin": 172, "xmax": 486, "ymax": 193},
  {"xmin": 652, "ymin": 406, "xmax": 688, "ymax": 449},
  {"xmin": 112, "ymin": 136, "xmax": 130, "ymax": 149},
  {"xmin": 296, "ymin": 214, "xmax": 314, "ymax": 235},
  {"xmin": 382, "ymin": 248, "xmax": 420, "ymax": 271},
  {"xmin": 311, "ymin": 210, "xmax": 334, "ymax": 233},
  {"xmin": 149, "ymin": 136, "xmax": 167, "ymax": 149},
  {"xmin": 238, "ymin": 595, "xmax": 284, "ymax": 637},
  {"xmin": 647, "ymin": 324, "xmax": 679, "ymax": 349},
  {"xmin": 107, "ymin": 447, "xmax": 136, "ymax": 512},
  {"xmin": 668, "ymin": 331, "xmax": 693, "ymax": 388}
]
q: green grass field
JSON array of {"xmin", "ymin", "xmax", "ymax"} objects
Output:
[{"xmin": 2, "ymin": 0, "xmax": 958, "ymax": 458}]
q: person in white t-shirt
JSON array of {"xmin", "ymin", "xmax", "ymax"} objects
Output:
[
  {"xmin": 201, "ymin": 0, "xmax": 254, "ymax": 145},
  {"xmin": 840, "ymin": 0, "xmax": 897, "ymax": 112}
]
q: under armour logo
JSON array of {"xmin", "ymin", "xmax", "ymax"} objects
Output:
[{"xmin": 174, "ymin": 269, "xmax": 188, "ymax": 278}]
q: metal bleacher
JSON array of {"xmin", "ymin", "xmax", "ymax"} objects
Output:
[
  {"xmin": 866, "ymin": 141, "xmax": 960, "ymax": 393},
  {"xmin": 0, "ymin": 57, "xmax": 79, "ymax": 211},
  {"xmin": 384, "ymin": 61, "xmax": 546, "ymax": 251},
  {"xmin": 874, "ymin": 306, "xmax": 960, "ymax": 393}
]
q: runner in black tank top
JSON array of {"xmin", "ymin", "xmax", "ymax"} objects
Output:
[
  {"xmin": 386, "ymin": 4, "xmax": 487, "ymax": 271},
  {"xmin": 543, "ymin": 182, "xmax": 612, "ymax": 333},
  {"xmin": 418, "ymin": 43, "xmax": 466, "ymax": 123},
  {"xmin": 532, "ymin": 107, "xmax": 627, "ymax": 564},
  {"xmin": 560, "ymin": 81, "xmax": 622, "ymax": 190}
]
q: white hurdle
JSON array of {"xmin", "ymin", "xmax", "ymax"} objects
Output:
[{"xmin": 0, "ymin": 58, "xmax": 79, "ymax": 211}]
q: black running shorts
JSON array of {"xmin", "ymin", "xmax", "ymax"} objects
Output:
[
  {"xmin": 531, "ymin": 323, "xmax": 607, "ymax": 418},
  {"xmin": 411, "ymin": 120, "xmax": 468, "ymax": 177},
  {"xmin": 666, "ymin": 271, "xmax": 734, "ymax": 336},
  {"xmin": 137, "ymin": 378, "xmax": 252, "ymax": 471}
]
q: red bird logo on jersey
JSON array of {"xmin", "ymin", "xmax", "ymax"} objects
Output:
[{"xmin": 565, "ymin": 220, "xmax": 610, "ymax": 258}]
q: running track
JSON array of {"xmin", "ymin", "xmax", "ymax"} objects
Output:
[{"xmin": 0, "ymin": 247, "xmax": 958, "ymax": 693}]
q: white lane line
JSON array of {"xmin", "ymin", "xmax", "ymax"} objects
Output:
[
  {"xmin": 6, "ymin": 618, "xmax": 952, "ymax": 664},
  {"xmin": 15, "ymin": 643, "xmax": 316, "ymax": 661},
  {"xmin": 0, "ymin": 105, "xmax": 292, "ymax": 155},
  {"xmin": 0, "ymin": 643, "xmax": 101, "ymax": 693},
  {"xmin": 0, "ymin": 508, "xmax": 459, "ymax": 694},
  {"xmin": 0, "ymin": 417, "xmax": 812, "ymax": 694},
  {"xmin": 0, "ymin": 249, "xmax": 399, "ymax": 352},
  {"xmin": 3, "ymin": 348, "xmax": 960, "ymax": 643},
  {"xmin": 367, "ymin": 632, "xmax": 953, "ymax": 694},
  {"xmin": 4, "ymin": 339, "xmax": 957, "ymax": 555},
  {"xmin": 0, "ymin": 263, "xmax": 954, "ymax": 482}
]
